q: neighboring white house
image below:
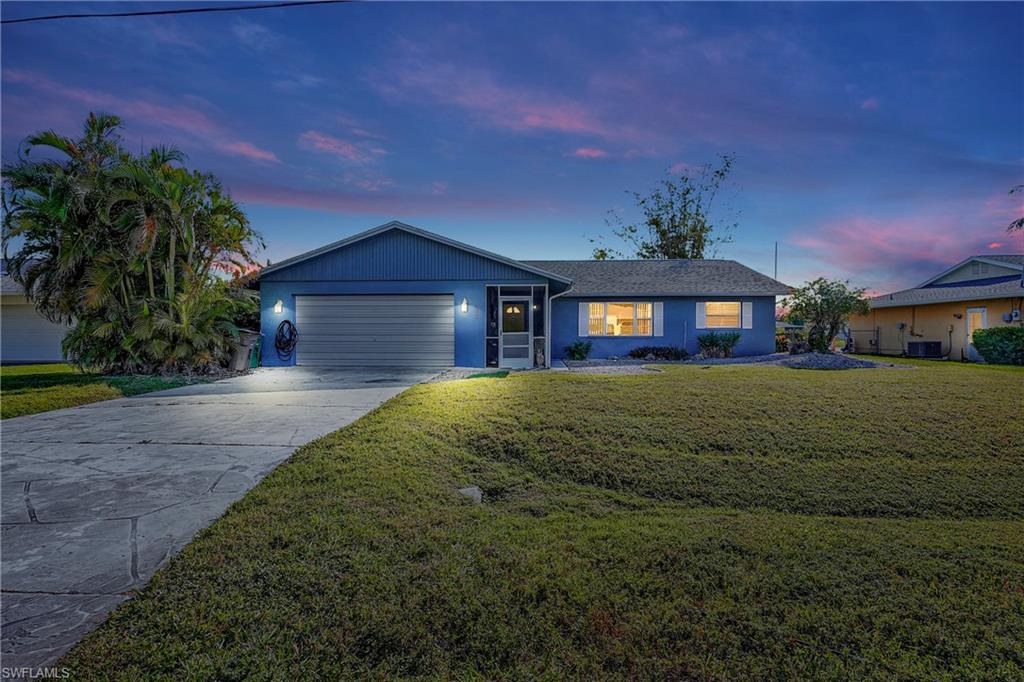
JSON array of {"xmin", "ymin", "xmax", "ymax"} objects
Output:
[{"xmin": 1, "ymin": 261, "xmax": 70, "ymax": 363}]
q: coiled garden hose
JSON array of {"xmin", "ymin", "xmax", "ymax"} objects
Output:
[{"xmin": 275, "ymin": 319, "xmax": 298, "ymax": 361}]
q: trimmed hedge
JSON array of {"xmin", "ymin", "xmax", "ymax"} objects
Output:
[{"xmin": 972, "ymin": 326, "xmax": 1024, "ymax": 365}]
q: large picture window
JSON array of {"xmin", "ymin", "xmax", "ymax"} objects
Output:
[
  {"xmin": 705, "ymin": 301, "xmax": 741, "ymax": 328},
  {"xmin": 587, "ymin": 302, "xmax": 653, "ymax": 336}
]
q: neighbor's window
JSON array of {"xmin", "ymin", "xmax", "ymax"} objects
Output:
[
  {"xmin": 589, "ymin": 302, "xmax": 654, "ymax": 336},
  {"xmin": 705, "ymin": 301, "xmax": 741, "ymax": 328}
]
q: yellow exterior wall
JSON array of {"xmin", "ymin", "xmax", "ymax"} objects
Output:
[{"xmin": 849, "ymin": 297, "xmax": 1024, "ymax": 360}]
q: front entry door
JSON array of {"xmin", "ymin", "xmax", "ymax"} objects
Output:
[
  {"xmin": 500, "ymin": 299, "xmax": 532, "ymax": 369},
  {"xmin": 966, "ymin": 307, "xmax": 987, "ymax": 361}
]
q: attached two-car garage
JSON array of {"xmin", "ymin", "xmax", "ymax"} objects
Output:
[{"xmin": 294, "ymin": 294, "xmax": 454, "ymax": 367}]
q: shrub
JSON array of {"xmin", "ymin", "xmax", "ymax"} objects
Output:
[
  {"xmin": 628, "ymin": 345, "xmax": 688, "ymax": 360},
  {"xmin": 775, "ymin": 331, "xmax": 789, "ymax": 353},
  {"xmin": 564, "ymin": 340, "xmax": 593, "ymax": 360},
  {"xmin": 972, "ymin": 327, "xmax": 1024, "ymax": 365},
  {"xmin": 782, "ymin": 278, "xmax": 869, "ymax": 353},
  {"xmin": 697, "ymin": 331, "xmax": 742, "ymax": 358}
]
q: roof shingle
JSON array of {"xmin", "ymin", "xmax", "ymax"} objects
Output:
[{"xmin": 521, "ymin": 259, "xmax": 791, "ymax": 297}]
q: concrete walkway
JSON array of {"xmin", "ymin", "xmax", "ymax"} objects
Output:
[{"xmin": 1, "ymin": 366, "xmax": 436, "ymax": 671}]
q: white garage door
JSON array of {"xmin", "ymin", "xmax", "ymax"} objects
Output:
[
  {"xmin": 295, "ymin": 295, "xmax": 454, "ymax": 367},
  {"xmin": 1, "ymin": 300, "xmax": 70, "ymax": 363}
]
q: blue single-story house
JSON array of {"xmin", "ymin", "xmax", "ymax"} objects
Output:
[{"xmin": 258, "ymin": 221, "xmax": 790, "ymax": 368}]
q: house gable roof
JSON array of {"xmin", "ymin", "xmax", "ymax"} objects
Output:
[
  {"xmin": 866, "ymin": 254, "xmax": 1024, "ymax": 309},
  {"xmin": 258, "ymin": 221, "xmax": 573, "ymax": 284},
  {"xmin": 917, "ymin": 255, "xmax": 1024, "ymax": 288},
  {"xmin": 521, "ymin": 259, "xmax": 791, "ymax": 297}
]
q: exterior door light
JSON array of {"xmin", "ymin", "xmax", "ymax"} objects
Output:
[
  {"xmin": 460, "ymin": 298, "xmax": 469, "ymax": 313},
  {"xmin": 274, "ymin": 299, "xmax": 284, "ymax": 314}
]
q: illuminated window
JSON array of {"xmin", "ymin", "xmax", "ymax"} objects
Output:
[
  {"xmin": 588, "ymin": 302, "xmax": 605, "ymax": 335},
  {"xmin": 588, "ymin": 303, "xmax": 654, "ymax": 336},
  {"xmin": 705, "ymin": 302, "xmax": 741, "ymax": 328}
]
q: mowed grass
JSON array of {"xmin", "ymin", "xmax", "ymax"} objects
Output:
[
  {"xmin": 62, "ymin": 364, "xmax": 1024, "ymax": 679},
  {"xmin": 0, "ymin": 363, "xmax": 194, "ymax": 418}
]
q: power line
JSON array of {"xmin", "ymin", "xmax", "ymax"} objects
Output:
[{"xmin": 1, "ymin": 1, "xmax": 351, "ymax": 25}]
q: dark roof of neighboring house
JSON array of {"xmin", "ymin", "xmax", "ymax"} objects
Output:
[
  {"xmin": 521, "ymin": 259, "xmax": 791, "ymax": 297},
  {"xmin": 869, "ymin": 278, "xmax": 1024, "ymax": 308},
  {"xmin": 870, "ymin": 254, "xmax": 1024, "ymax": 309}
]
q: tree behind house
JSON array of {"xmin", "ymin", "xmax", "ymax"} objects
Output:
[
  {"xmin": 783, "ymin": 278, "xmax": 869, "ymax": 353},
  {"xmin": 592, "ymin": 154, "xmax": 738, "ymax": 260}
]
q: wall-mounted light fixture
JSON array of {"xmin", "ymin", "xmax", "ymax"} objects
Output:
[
  {"xmin": 274, "ymin": 299, "xmax": 284, "ymax": 314},
  {"xmin": 460, "ymin": 297, "xmax": 469, "ymax": 313}
]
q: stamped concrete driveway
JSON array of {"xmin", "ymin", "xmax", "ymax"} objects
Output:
[{"xmin": 1, "ymin": 366, "xmax": 436, "ymax": 670}]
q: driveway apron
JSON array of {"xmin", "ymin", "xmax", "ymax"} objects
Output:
[{"xmin": 1, "ymin": 366, "xmax": 435, "ymax": 670}]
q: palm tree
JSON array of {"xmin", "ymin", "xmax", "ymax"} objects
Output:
[
  {"xmin": 2, "ymin": 113, "xmax": 124, "ymax": 323},
  {"xmin": 4, "ymin": 112, "xmax": 263, "ymax": 373}
]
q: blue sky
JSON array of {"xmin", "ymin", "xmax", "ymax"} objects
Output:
[{"xmin": 2, "ymin": 1, "xmax": 1022, "ymax": 291}]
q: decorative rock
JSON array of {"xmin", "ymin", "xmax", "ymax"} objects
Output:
[{"xmin": 457, "ymin": 486, "xmax": 483, "ymax": 504}]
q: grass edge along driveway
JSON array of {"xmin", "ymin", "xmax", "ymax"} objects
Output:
[
  {"xmin": 0, "ymin": 364, "xmax": 197, "ymax": 419},
  {"xmin": 60, "ymin": 363, "xmax": 1023, "ymax": 679}
]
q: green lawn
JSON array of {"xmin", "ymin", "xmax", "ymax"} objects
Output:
[
  {"xmin": 62, "ymin": 364, "xmax": 1023, "ymax": 679},
  {"xmin": 0, "ymin": 363, "xmax": 196, "ymax": 418}
]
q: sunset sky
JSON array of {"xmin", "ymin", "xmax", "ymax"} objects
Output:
[{"xmin": 3, "ymin": 1, "xmax": 1022, "ymax": 292}]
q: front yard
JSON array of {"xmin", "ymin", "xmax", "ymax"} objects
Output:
[
  {"xmin": 61, "ymin": 363, "xmax": 1023, "ymax": 678},
  {"xmin": 0, "ymin": 364, "xmax": 194, "ymax": 419}
]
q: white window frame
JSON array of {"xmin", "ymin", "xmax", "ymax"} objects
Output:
[
  {"xmin": 585, "ymin": 302, "xmax": 655, "ymax": 337},
  {"xmin": 696, "ymin": 301, "xmax": 753, "ymax": 330},
  {"xmin": 704, "ymin": 301, "xmax": 742, "ymax": 329}
]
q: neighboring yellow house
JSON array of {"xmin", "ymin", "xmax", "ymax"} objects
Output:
[{"xmin": 849, "ymin": 255, "xmax": 1024, "ymax": 361}]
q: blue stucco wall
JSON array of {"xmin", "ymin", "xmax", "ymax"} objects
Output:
[
  {"xmin": 550, "ymin": 296, "xmax": 778, "ymax": 360},
  {"xmin": 259, "ymin": 229, "xmax": 548, "ymax": 367}
]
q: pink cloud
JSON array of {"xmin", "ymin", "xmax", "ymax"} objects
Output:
[
  {"xmin": 230, "ymin": 182, "xmax": 527, "ymax": 217},
  {"xmin": 790, "ymin": 208, "xmax": 1019, "ymax": 292},
  {"xmin": 572, "ymin": 147, "xmax": 608, "ymax": 159},
  {"xmin": 860, "ymin": 97, "xmax": 880, "ymax": 111},
  {"xmin": 299, "ymin": 130, "xmax": 387, "ymax": 162},
  {"xmin": 342, "ymin": 171, "xmax": 394, "ymax": 192},
  {"xmin": 216, "ymin": 141, "xmax": 279, "ymax": 163},
  {"xmin": 371, "ymin": 59, "xmax": 617, "ymax": 140},
  {"xmin": 3, "ymin": 69, "xmax": 276, "ymax": 166}
]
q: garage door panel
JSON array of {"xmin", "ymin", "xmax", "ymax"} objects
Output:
[
  {"xmin": 1, "ymin": 302, "xmax": 70, "ymax": 362},
  {"xmin": 294, "ymin": 295, "xmax": 454, "ymax": 367}
]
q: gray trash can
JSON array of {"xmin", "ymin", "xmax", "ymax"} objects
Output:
[{"xmin": 229, "ymin": 329, "xmax": 261, "ymax": 371}]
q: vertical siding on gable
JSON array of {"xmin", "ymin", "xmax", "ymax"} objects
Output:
[
  {"xmin": 930, "ymin": 262, "xmax": 1020, "ymax": 285},
  {"xmin": 262, "ymin": 229, "xmax": 544, "ymax": 282}
]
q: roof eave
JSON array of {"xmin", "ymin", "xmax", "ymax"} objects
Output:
[
  {"xmin": 869, "ymin": 288, "xmax": 1024, "ymax": 308},
  {"xmin": 559, "ymin": 289, "xmax": 791, "ymax": 298}
]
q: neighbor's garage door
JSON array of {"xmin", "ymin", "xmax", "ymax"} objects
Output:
[
  {"xmin": 1, "ymin": 301, "xmax": 69, "ymax": 363},
  {"xmin": 294, "ymin": 295, "xmax": 454, "ymax": 367}
]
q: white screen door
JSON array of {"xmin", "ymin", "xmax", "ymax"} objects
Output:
[
  {"xmin": 499, "ymin": 299, "xmax": 532, "ymax": 368},
  {"xmin": 965, "ymin": 307, "xmax": 987, "ymax": 361}
]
